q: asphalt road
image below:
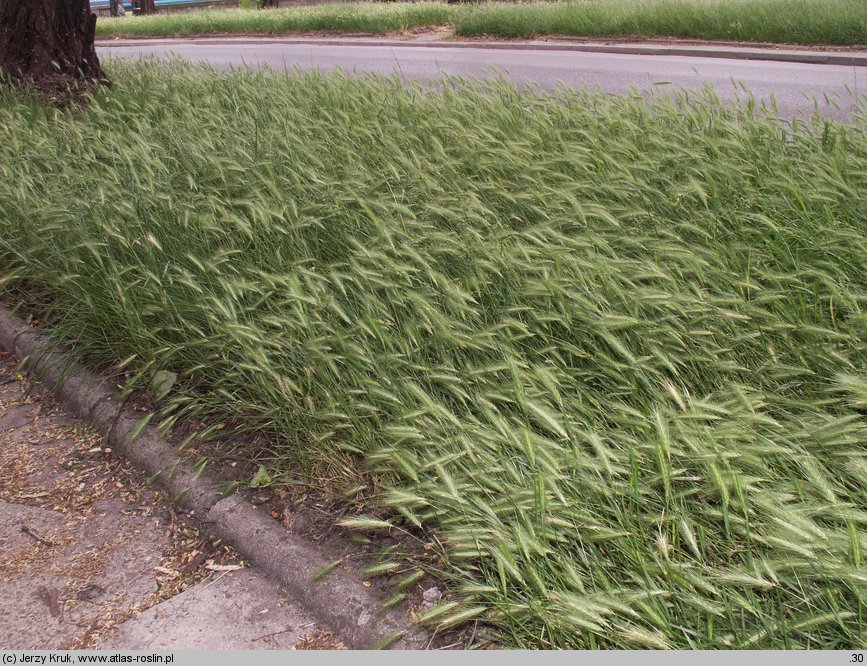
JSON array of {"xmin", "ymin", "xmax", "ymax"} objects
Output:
[{"xmin": 100, "ymin": 40, "xmax": 864, "ymax": 120}]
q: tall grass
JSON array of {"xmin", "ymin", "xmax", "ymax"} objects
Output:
[
  {"xmin": 1, "ymin": 62, "xmax": 865, "ymax": 648},
  {"xmin": 94, "ymin": 0, "xmax": 867, "ymax": 45}
]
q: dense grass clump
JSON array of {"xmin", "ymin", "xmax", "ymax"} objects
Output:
[
  {"xmin": 1, "ymin": 63, "xmax": 865, "ymax": 648},
  {"xmin": 94, "ymin": 0, "xmax": 867, "ymax": 45}
]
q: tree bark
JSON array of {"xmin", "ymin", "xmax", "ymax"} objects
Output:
[
  {"xmin": 0, "ymin": 0, "xmax": 104, "ymax": 90},
  {"xmin": 139, "ymin": 0, "xmax": 156, "ymax": 15}
]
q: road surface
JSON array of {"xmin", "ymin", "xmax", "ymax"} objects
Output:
[{"xmin": 100, "ymin": 39, "xmax": 864, "ymax": 120}]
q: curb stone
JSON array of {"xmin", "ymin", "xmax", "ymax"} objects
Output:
[
  {"xmin": 96, "ymin": 36, "xmax": 867, "ymax": 67},
  {"xmin": 0, "ymin": 304, "xmax": 427, "ymax": 650}
]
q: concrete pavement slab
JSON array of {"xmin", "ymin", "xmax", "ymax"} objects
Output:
[
  {"xmin": 0, "ymin": 498, "xmax": 167, "ymax": 649},
  {"xmin": 102, "ymin": 569, "xmax": 317, "ymax": 650}
]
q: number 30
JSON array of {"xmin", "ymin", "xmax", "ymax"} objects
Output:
[{"xmin": 852, "ymin": 655, "xmax": 864, "ymax": 663}]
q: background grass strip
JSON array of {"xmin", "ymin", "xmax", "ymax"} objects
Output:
[
  {"xmin": 94, "ymin": 1, "xmax": 867, "ymax": 46},
  {"xmin": 96, "ymin": 4, "xmax": 454, "ymax": 37},
  {"xmin": 453, "ymin": 0, "xmax": 867, "ymax": 44}
]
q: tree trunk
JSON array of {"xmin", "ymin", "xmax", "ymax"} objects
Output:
[
  {"xmin": 139, "ymin": 0, "xmax": 156, "ymax": 15},
  {"xmin": 0, "ymin": 0, "xmax": 104, "ymax": 90}
]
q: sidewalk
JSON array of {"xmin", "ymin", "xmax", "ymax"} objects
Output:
[{"xmin": 0, "ymin": 351, "xmax": 340, "ymax": 650}]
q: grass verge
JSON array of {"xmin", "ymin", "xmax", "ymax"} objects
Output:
[
  {"xmin": 93, "ymin": 1, "xmax": 867, "ymax": 45},
  {"xmin": 96, "ymin": 4, "xmax": 454, "ymax": 38},
  {"xmin": 453, "ymin": 0, "xmax": 867, "ymax": 44},
  {"xmin": 1, "ymin": 62, "xmax": 865, "ymax": 648}
]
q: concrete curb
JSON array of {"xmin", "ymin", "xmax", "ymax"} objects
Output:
[
  {"xmin": 0, "ymin": 304, "xmax": 426, "ymax": 650},
  {"xmin": 96, "ymin": 36, "xmax": 867, "ymax": 67}
]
